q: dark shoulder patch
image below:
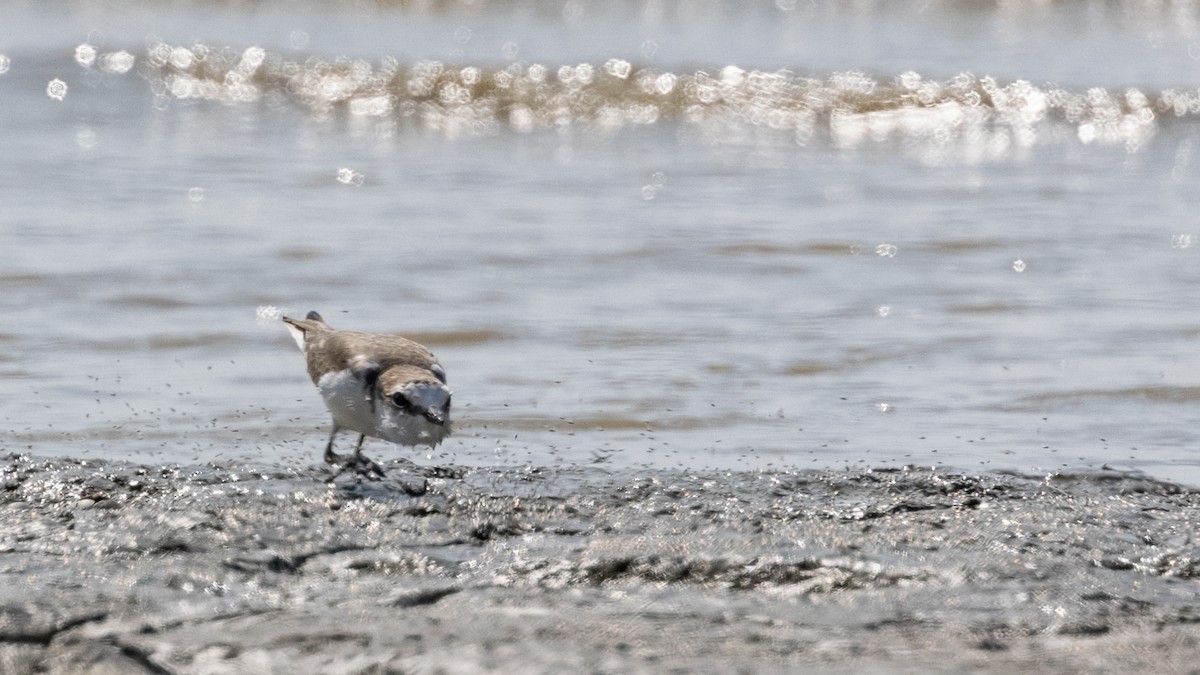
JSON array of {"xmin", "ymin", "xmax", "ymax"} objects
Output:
[{"xmin": 357, "ymin": 364, "xmax": 381, "ymax": 414}]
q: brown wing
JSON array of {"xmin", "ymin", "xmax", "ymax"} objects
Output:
[
  {"xmin": 304, "ymin": 330, "xmax": 441, "ymax": 384},
  {"xmin": 283, "ymin": 312, "xmax": 442, "ymax": 384}
]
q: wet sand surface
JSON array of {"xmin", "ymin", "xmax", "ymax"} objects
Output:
[{"xmin": 3, "ymin": 453, "xmax": 1200, "ymax": 673}]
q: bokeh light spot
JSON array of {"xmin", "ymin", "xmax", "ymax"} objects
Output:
[
  {"xmin": 289, "ymin": 30, "xmax": 310, "ymax": 50},
  {"xmin": 46, "ymin": 78, "xmax": 68, "ymax": 101},
  {"xmin": 99, "ymin": 51, "xmax": 135, "ymax": 74},
  {"xmin": 337, "ymin": 168, "xmax": 365, "ymax": 186},
  {"xmin": 74, "ymin": 44, "xmax": 97, "ymax": 68}
]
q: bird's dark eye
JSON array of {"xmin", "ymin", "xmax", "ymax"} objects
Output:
[{"xmin": 390, "ymin": 392, "xmax": 414, "ymax": 412}]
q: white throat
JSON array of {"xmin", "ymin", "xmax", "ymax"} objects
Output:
[{"xmin": 316, "ymin": 370, "xmax": 451, "ymax": 448}]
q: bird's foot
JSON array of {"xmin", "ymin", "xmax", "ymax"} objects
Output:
[{"xmin": 326, "ymin": 451, "xmax": 387, "ymax": 481}]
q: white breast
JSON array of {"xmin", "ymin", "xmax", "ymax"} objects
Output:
[
  {"xmin": 316, "ymin": 369, "xmax": 451, "ymax": 447},
  {"xmin": 316, "ymin": 369, "xmax": 379, "ymax": 437}
]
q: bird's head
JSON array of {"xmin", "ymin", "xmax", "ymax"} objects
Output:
[{"xmin": 378, "ymin": 365, "xmax": 453, "ymax": 444}]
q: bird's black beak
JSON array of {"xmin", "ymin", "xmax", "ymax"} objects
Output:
[{"xmin": 422, "ymin": 409, "xmax": 446, "ymax": 426}]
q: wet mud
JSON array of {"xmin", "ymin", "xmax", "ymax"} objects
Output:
[{"xmin": 2, "ymin": 453, "xmax": 1200, "ymax": 673}]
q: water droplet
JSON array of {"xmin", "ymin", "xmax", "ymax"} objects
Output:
[
  {"xmin": 641, "ymin": 185, "xmax": 658, "ymax": 200},
  {"xmin": 1171, "ymin": 234, "xmax": 1194, "ymax": 249},
  {"xmin": 875, "ymin": 243, "xmax": 898, "ymax": 257},
  {"xmin": 188, "ymin": 187, "xmax": 205, "ymax": 203},
  {"xmin": 650, "ymin": 171, "xmax": 666, "ymax": 187},
  {"xmin": 501, "ymin": 41, "xmax": 520, "ymax": 61},
  {"xmin": 876, "ymin": 402, "xmax": 892, "ymax": 412},
  {"xmin": 1012, "ymin": 259, "xmax": 1026, "ymax": 273},
  {"xmin": 0, "ymin": 54, "xmax": 10, "ymax": 74},
  {"xmin": 74, "ymin": 44, "xmax": 96, "ymax": 68},
  {"xmin": 46, "ymin": 78, "xmax": 68, "ymax": 101},
  {"xmin": 877, "ymin": 305, "xmax": 892, "ymax": 317},
  {"xmin": 640, "ymin": 40, "xmax": 659, "ymax": 59},
  {"xmin": 255, "ymin": 305, "xmax": 283, "ymax": 324},
  {"xmin": 454, "ymin": 26, "xmax": 473, "ymax": 45}
]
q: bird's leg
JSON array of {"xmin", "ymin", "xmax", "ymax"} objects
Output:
[
  {"xmin": 324, "ymin": 423, "xmax": 385, "ymax": 480},
  {"xmin": 323, "ymin": 422, "xmax": 343, "ymax": 465},
  {"xmin": 353, "ymin": 434, "xmax": 387, "ymax": 479}
]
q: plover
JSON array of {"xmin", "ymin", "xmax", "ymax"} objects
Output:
[{"xmin": 283, "ymin": 311, "xmax": 452, "ymax": 477}]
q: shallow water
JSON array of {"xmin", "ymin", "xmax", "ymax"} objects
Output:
[{"xmin": 4, "ymin": 1, "xmax": 1200, "ymax": 483}]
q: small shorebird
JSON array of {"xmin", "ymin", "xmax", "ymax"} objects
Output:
[{"xmin": 283, "ymin": 311, "xmax": 452, "ymax": 477}]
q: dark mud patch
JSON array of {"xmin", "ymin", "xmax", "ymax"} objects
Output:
[{"xmin": 2, "ymin": 454, "xmax": 1200, "ymax": 672}]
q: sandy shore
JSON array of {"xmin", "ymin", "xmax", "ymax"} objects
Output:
[{"xmin": 2, "ymin": 452, "xmax": 1199, "ymax": 673}]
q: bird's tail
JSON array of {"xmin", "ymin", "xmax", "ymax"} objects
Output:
[{"xmin": 281, "ymin": 311, "xmax": 332, "ymax": 352}]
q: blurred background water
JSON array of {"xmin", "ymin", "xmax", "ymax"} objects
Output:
[{"xmin": 4, "ymin": 0, "xmax": 1200, "ymax": 483}]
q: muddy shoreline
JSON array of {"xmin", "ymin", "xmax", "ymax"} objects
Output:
[{"xmin": 2, "ymin": 453, "xmax": 1199, "ymax": 673}]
